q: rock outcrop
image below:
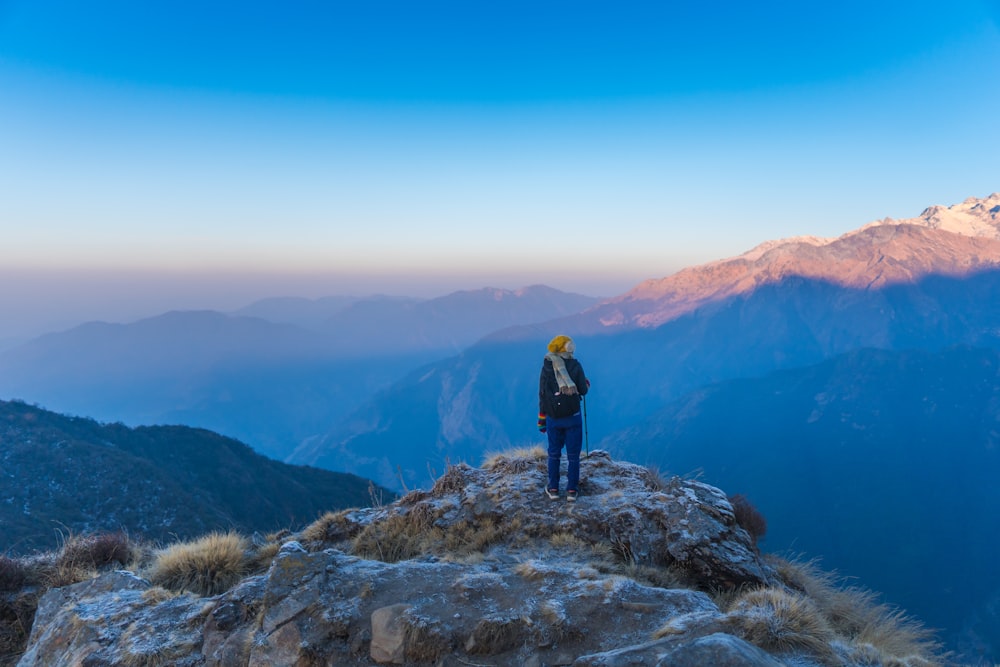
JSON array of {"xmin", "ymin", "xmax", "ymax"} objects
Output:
[{"xmin": 14, "ymin": 451, "xmax": 941, "ymax": 666}]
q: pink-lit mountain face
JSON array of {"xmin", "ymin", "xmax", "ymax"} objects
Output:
[{"xmin": 587, "ymin": 193, "xmax": 1000, "ymax": 330}]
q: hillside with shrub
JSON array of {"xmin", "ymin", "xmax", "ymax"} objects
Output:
[{"xmin": 0, "ymin": 399, "xmax": 387, "ymax": 554}]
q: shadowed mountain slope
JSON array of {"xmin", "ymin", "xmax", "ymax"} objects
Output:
[{"xmin": 0, "ymin": 400, "xmax": 386, "ymax": 554}]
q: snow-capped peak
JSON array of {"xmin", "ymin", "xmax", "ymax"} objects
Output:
[{"xmin": 862, "ymin": 192, "xmax": 1000, "ymax": 240}]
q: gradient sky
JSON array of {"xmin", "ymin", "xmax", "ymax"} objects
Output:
[{"xmin": 2, "ymin": 1, "xmax": 1000, "ymax": 342}]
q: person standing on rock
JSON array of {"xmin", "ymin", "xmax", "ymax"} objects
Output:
[{"xmin": 538, "ymin": 334, "xmax": 589, "ymax": 502}]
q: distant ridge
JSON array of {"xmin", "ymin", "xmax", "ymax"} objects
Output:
[
  {"xmin": 0, "ymin": 285, "xmax": 598, "ymax": 459},
  {"xmin": 232, "ymin": 285, "xmax": 599, "ymax": 353}
]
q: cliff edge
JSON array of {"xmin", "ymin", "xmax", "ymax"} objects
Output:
[{"xmin": 12, "ymin": 449, "xmax": 942, "ymax": 666}]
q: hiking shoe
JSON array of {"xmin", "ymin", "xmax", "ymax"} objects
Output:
[
  {"xmin": 566, "ymin": 490, "xmax": 578, "ymax": 502},
  {"xmin": 546, "ymin": 488, "xmax": 559, "ymax": 500}
]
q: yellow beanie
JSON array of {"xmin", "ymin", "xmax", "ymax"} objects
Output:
[{"xmin": 547, "ymin": 335, "xmax": 575, "ymax": 354}]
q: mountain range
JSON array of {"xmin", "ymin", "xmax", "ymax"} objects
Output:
[
  {"xmin": 0, "ymin": 286, "xmax": 597, "ymax": 459},
  {"xmin": 493, "ymin": 193, "xmax": 1000, "ymax": 337},
  {"xmin": 233, "ymin": 285, "xmax": 597, "ymax": 352}
]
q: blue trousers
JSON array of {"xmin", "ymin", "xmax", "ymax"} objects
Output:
[{"xmin": 546, "ymin": 413, "xmax": 583, "ymax": 492}]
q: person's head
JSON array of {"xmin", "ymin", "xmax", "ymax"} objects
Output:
[{"xmin": 547, "ymin": 334, "xmax": 575, "ymax": 356}]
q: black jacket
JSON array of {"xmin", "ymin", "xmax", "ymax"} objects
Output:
[{"xmin": 539, "ymin": 356, "xmax": 589, "ymax": 417}]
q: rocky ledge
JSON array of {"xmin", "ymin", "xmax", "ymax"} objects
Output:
[{"xmin": 16, "ymin": 450, "xmax": 941, "ymax": 666}]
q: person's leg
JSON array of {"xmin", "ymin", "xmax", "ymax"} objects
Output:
[
  {"xmin": 546, "ymin": 423, "xmax": 566, "ymax": 492},
  {"xmin": 564, "ymin": 417, "xmax": 583, "ymax": 492}
]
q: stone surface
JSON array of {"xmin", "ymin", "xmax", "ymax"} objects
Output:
[
  {"xmin": 18, "ymin": 571, "xmax": 206, "ymax": 667},
  {"xmin": 371, "ymin": 604, "xmax": 412, "ymax": 664},
  {"xmin": 658, "ymin": 633, "xmax": 788, "ymax": 667},
  {"xmin": 332, "ymin": 450, "xmax": 776, "ymax": 590}
]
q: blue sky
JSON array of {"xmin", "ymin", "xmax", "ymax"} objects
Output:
[{"xmin": 1, "ymin": 1, "xmax": 999, "ymax": 340}]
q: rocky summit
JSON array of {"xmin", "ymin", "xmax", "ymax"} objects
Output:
[{"xmin": 15, "ymin": 450, "xmax": 941, "ymax": 666}]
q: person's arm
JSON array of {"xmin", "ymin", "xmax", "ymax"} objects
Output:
[
  {"xmin": 573, "ymin": 362, "xmax": 589, "ymax": 396},
  {"xmin": 539, "ymin": 363, "xmax": 548, "ymax": 414},
  {"xmin": 538, "ymin": 362, "xmax": 549, "ymax": 432}
]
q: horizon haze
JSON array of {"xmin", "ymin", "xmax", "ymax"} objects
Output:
[{"xmin": 2, "ymin": 2, "xmax": 999, "ymax": 344}]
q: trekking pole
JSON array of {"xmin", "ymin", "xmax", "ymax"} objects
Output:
[{"xmin": 582, "ymin": 394, "xmax": 590, "ymax": 457}]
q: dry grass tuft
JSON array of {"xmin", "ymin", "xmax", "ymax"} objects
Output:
[
  {"xmin": 430, "ymin": 463, "xmax": 471, "ymax": 495},
  {"xmin": 855, "ymin": 610, "xmax": 943, "ymax": 665},
  {"xmin": 721, "ymin": 560, "xmax": 946, "ymax": 667},
  {"xmin": 465, "ymin": 614, "xmax": 529, "ymax": 655},
  {"xmin": 40, "ymin": 561, "xmax": 95, "ymax": 590},
  {"xmin": 513, "ymin": 560, "xmax": 547, "ymax": 581},
  {"xmin": 482, "ymin": 446, "xmax": 546, "ymax": 474},
  {"xmin": 352, "ymin": 512, "xmax": 435, "ymax": 563},
  {"xmin": 403, "ymin": 613, "xmax": 452, "ymax": 662},
  {"xmin": 770, "ymin": 557, "xmax": 943, "ymax": 664},
  {"xmin": 589, "ymin": 541, "xmax": 615, "ymax": 563},
  {"xmin": 642, "ymin": 466, "xmax": 670, "ymax": 492},
  {"xmin": 0, "ymin": 587, "xmax": 40, "ymax": 661},
  {"xmin": 22, "ymin": 530, "xmax": 148, "ymax": 591},
  {"xmin": 723, "ymin": 587, "xmax": 837, "ymax": 662},
  {"xmin": 146, "ymin": 531, "xmax": 249, "ymax": 597},
  {"xmin": 398, "ymin": 489, "xmax": 432, "ymax": 506},
  {"xmin": 0, "ymin": 556, "xmax": 28, "ymax": 592},
  {"xmin": 246, "ymin": 540, "xmax": 281, "ymax": 573},
  {"xmin": 299, "ymin": 510, "xmax": 358, "ymax": 546},
  {"xmin": 141, "ymin": 587, "xmax": 180, "ymax": 604},
  {"xmin": 59, "ymin": 531, "xmax": 137, "ymax": 571},
  {"xmin": 609, "ymin": 535, "xmax": 636, "ymax": 566},
  {"xmin": 352, "ymin": 499, "xmax": 518, "ymax": 563},
  {"xmin": 548, "ymin": 531, "xmax": 588, "ymax": 550},
  {"xmin": 539, "ymin": 598, "xmax": 568, "ymax": 640},
  {"xmin": 440, "ymin": 516, "xmax": 512, "ymax": 554}
]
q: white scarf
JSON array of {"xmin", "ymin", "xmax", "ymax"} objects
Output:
[{"xmin": 546, "ymin": 352, "xmax": 578, "ymax": 395}]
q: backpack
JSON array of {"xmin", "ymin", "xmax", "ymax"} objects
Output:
[{"xmin": 549, "ymin": 390, "xmax": 581, "ymax": 418}]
